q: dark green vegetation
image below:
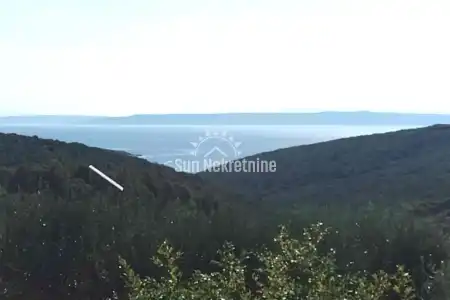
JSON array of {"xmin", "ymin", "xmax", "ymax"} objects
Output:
[
  {"xmin": 1, "ymin": 126, "xmax": 450, "ymax": 299},
  {"xmin": 122, "ymin": 224, "xmax": 416, "ymax": 300},
  {"xmin": 201, "ymin": 125, "xmax": 450, "ymax": 206},
  {"xmin": 0, "ymin": 133, "xmax": 261, "ymax": 299}
]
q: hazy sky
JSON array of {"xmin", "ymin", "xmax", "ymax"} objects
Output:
[{"xmin": 1, "ymin": 0, "xmax": 449, "ymax": 116}]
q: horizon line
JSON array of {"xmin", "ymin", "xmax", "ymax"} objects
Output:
[{"xmin": 3, "ymin": 110, "xmax": 450, "ymax": 118}]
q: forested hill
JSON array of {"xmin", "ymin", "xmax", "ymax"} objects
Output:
[
  {"xmin": 201, "ymin": 124, "xmax": 450, "ymax": 206},
  {"xmin": 2, "ymin": 130, "xmax": 450, "ymax": 299},
  {"xmin": 0, "ymin": 132, "xmax": 261, "ymax": 300},
  {"xmin": 0, "ymin": 132, "xmax": 234, "ymax": 205}
]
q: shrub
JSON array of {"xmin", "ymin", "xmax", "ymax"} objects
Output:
[{"xmin": 120, "ymin": 223, "xmax": 415, "ymax": 300}]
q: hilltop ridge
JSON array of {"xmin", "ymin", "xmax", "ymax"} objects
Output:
[{"xmin": 201, "ymin": 124, "xmax": 450, "ymax": 206}]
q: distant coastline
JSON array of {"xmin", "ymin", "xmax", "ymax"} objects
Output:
[{"xmin": 1, "ymin": 111, "xmax": 450, "ymax": 126}]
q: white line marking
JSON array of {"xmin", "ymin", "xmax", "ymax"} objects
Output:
[{"xmin": 89, "ymin": 165, "xmax": 124, "ymax": 191}]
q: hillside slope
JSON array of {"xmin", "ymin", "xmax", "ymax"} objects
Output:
[
  {"xmin": 0, "ymin": 133, "xmax": 260, "ymax": 300},
  {"xmin": 0, "ymin": 132, "xmax": 241, "ymax": 204},
  {"xmin": 200, "ymin": 124, "xmax": 450, "ymax": 206}
]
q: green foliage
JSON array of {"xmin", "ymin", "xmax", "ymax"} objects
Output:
[
  {"xmin": 1, "ymin": 131, "xmax": 450, "ymax": 299},
  {"xmin": 0, "ymin": 133, "xmax": 258, "ymax": 299},
  {"xmin": 121, "ymin": 224, "xmax": 416, "ymax": 300},
  {"xmin": 201, "ymin": 125, "xmax": 450, "ymax": 206}
]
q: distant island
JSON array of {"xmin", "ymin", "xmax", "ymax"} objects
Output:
[{"xmin": 2, "ymin": 111, "xmax": 450, "ymax": 125}]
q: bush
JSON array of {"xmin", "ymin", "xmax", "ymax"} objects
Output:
[{"xmin": 120, "ymin": 223, "xmax": 415, "ymax": 300}]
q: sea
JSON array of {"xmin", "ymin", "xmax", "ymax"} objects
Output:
[{"xmin": 0, "ymin": 124, "xmax": 421, "ymax": 172}]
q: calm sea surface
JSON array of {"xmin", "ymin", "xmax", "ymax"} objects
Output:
[{"xmin": 0, "ymin": 124, "xmax": 421, "ymax": 171}]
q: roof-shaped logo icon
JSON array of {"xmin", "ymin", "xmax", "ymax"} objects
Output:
[{"xmin": 190, "ymin": 131, "xmax": 242, "ymax": 160}]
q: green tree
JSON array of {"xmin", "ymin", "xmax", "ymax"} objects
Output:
[{"xmin": 121, "ymin": 223, "xmax": 416, "ymax": 300}]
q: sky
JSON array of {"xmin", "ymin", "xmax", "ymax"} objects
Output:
[{"xmin": 0, "ymin": 0, "xmax": 449, "ymax": 116}]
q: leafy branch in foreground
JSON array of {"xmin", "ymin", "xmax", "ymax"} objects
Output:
[{"xmin": 120, "ymin": 223, "xmax": 416, "ymax": 300}]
